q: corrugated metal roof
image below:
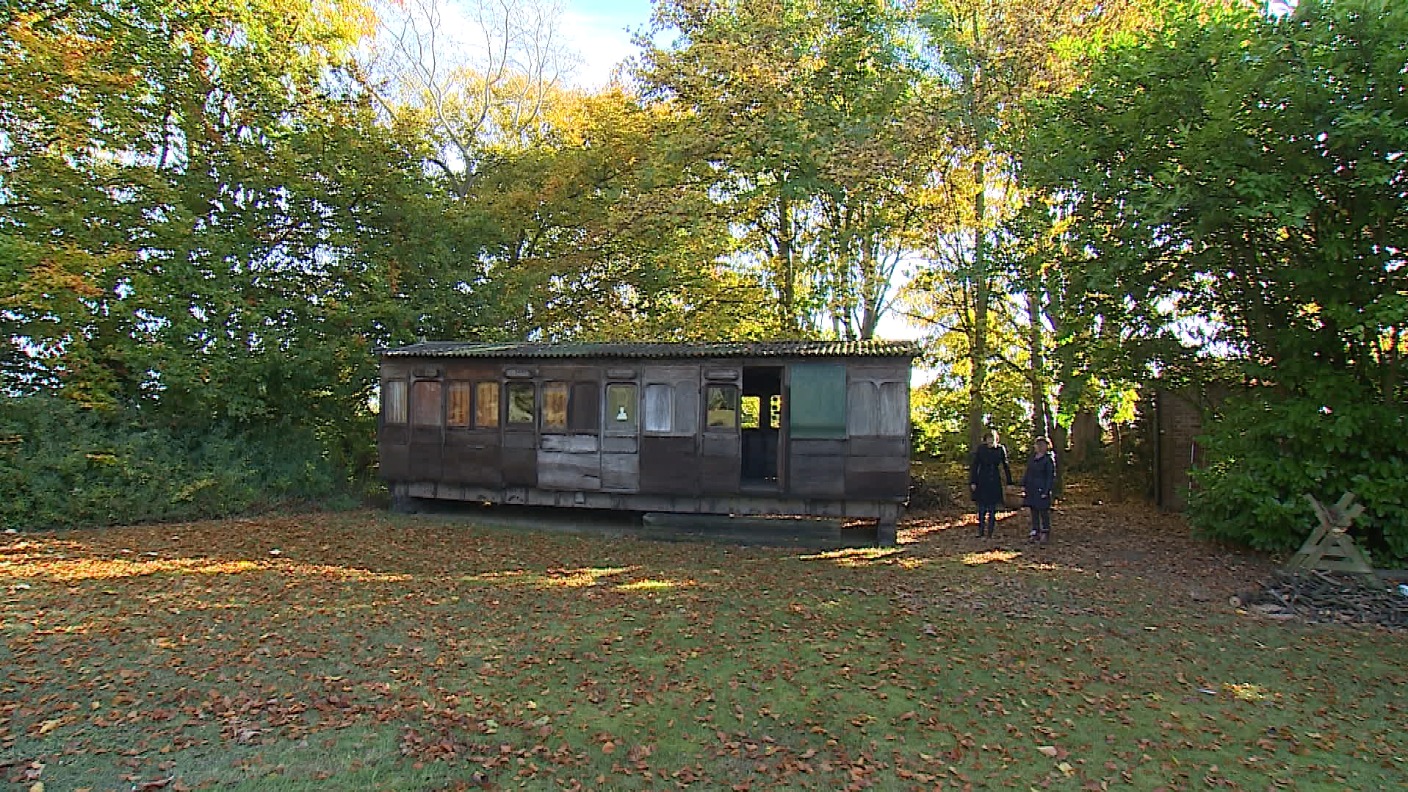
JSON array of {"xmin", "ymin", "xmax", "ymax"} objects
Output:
[{"xmin": 380, "ymin": 340, "xmax": 921, "ymax": 360}]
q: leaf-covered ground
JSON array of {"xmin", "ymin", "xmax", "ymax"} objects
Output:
[{"xmin": 2, "ymin": 500, "xmax": 1404, "ymax": 791}]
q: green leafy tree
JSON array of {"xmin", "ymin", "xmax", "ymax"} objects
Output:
[{"xmin": 1025, "ymin": 0, "xmax": 1408, "ymax": 559}]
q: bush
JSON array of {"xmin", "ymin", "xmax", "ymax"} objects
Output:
[
  {"xmin": 1186, "ymin": 384, "xmax": 1408, "ymax": 565},
  {"xmin": 0, "ymin": 395, "xmax": 356, "ymax": 531}
]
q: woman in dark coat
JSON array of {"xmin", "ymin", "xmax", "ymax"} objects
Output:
[
  {"xmin": 1022, "ymin": 436, "xmax": 1057, "ymax": 543},
  {"xmin": 969, "ymin": 430, "xmax": 1013, "ymax": 538}
]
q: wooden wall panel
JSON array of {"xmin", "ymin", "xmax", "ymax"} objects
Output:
[
  {"xmin": 540, "ymin": 434, "xmax": 600, "ymax": 453},
  {"xmin": 602, "ymin": 436, "xmax": 638, "ymax": 454},
  {"xmin": 699, "ymin": 455, "xmax": 741, "ymax": 495},
  {"xmin": 788, "ymin": 454, "xmax": 845, "ymax": 497},
  {"xmin": 379, "ymin": 443, "xmax": 409, "ymax": 481},
  {"xmin": 408, "ymin": 443, "xmax": 442, "ymax": 481},
  {"xmin": 847, "ymin": 381, "xmax": 879, "ymax": 436},
  {"xmin": 538, "ymin": 451, "xmax": 602, "ymax": 491},
  {"xmin": 849, "ymin": 437, "xmax": 907, "ymax": 458},
  {"xmin": 503, "ymin": 432, "xmax": 537, "ymax": 449},
  {"xmin": 640, "ymin": 436, "xmax": 698, "ymax": 495},
  {"xmin": 502, "ymin": 448, "xmax": 537, "ymax": 487},
  {"xmin": 791, "ymin": 439, "xmax": 846, "ymax": 457},
  {"xmin": 845, "ymin": 471, "xmax": 909, "ymax": 500},
  {"xmin": 700, "ymin": 433, "xmax": 739, "ymax": 458},
  {"xmin": 441, "ymin": 434, "xmax": 502, "ymax": 486},
  {"xmin": 601, "ymin": 453, "xmax": 639, "ymax": 492}
]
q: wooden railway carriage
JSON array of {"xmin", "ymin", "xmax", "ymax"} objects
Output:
[{"xmin": 378, "ymin": 340, "xmax": 918, "ymax": 543}]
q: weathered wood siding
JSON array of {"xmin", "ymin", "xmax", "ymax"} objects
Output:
[{"xmin": 378, "ymin": 352, "xmax": 914, "ymax": 512}]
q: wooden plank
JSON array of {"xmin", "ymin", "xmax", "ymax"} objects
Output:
[
  {"xmin": 640, "ymin": 436, "xmax": 699, "ymax": 495},
  {"xmin": 848, "ymin": 437, "xmax": 907, "ymax": 457},
  {"xmin": 537, "ymin": 451, "xmax": 602, "ymax": 491},
  {"xmin": 791, "ymin": 439, "xmax": 847, "ymax": 457},
  {"xmin": 442, "ymin": 362, "xmax": 501, "ymax": 379},
  {"xmin": 845, "ymin": 470, "xmax": 909, "ymax": 500},
  {"xmin": 848, "ymin": 362, "xmax": 910, "ymax": 382},
  {"xmin": 700, "ymin": 433, "xmax": 740, "ymax": 458},
  {"xmin": 540, "ymin": 434, "xmax": 600, "ymax": 453},
  {"xmin": 602, "ymin": 435, "xmax": 638, "ymax": 454},
  {"xmin": 601, "ymin": 453, "xmax": 640, "ymax": 492},
  {"xmin": 845, "ymin": 455, "xmax": 909, "ymax": 474},
  {"xmin": 788, "ymin": 455, "xmax": 844, "ymax": 497}
]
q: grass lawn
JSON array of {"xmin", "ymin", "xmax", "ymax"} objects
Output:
[{"xmin": 2, "ymin": 501, "xmax": 1404, "ymax": 790}]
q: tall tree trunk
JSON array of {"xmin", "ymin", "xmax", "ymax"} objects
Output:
[
  {"xmin": 1026, "ymin": 282, "xmax": 1049, "ymax": 440},
  {"xmin": 777, "ymin": 194, "xmax": 797, "ymax": 334},
  {"xmin": 967, "ymin": 158, "xmax": 989, "ymax": 454}
]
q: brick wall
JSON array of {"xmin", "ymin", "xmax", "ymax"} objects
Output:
[{"xmin": 1153, "ymin": 389, "xmax": 1206, "ymax": 511}]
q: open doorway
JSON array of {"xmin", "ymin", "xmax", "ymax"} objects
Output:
[{"xmin": 741, "ymin": 366, "xmax": 783, "ymax": 486}]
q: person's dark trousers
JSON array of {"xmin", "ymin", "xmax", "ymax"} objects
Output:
[
  {"xmin": 1028, "ymin": 508, "xmax": 1052, "ymax": 542},
  {"xmin": 976, "ymin": 503, "xmax": 998, "ymax": 537}
]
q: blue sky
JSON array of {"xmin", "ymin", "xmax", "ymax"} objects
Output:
[{"xmin": 560, "ymin": 0, "xmax": 656, "ymax": 87}]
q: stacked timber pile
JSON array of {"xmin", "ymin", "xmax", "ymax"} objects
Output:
[{"xmin": 1233, "ymin": 570, "xmax": 1408, "ymax": 630}]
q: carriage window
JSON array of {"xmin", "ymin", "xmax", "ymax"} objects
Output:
[
  {"xmin": 790, "ymin": 364, "xmax": 846, "ymax": 439},
  {"xmin": 506, "ymin": 382, "xmax": 535, "ymax": 425},
  {"xmin": 542, "ymin": 382, "xmax": 569, "ymax": 430},
  {"xmin": 606, "ymin": 383, "xmax": 638, "ymax": 432},
  {"xmin": 382, "ymin": 380, "xmax": 407, "ymax": 424},
  {"xmin": 446, "ymin": 382, "xmax": 471, "ymax": 427},
  {"xmin": 475, "ymin": 381, "xmax": 500, "ymax": 428},
  {"xmin": 705, "ymin": 385, "xmax": 738, "ymax": 430},
  {"xmin": 569, "ymin": 381, "xmax": 600, "ymax": 432},
  {"xmin": 411, "ymin": 380, "xmax": 443, "ymax": 426},
  {"xmin": 740, "ymin": 395, "xmax": 761, "ymax": 429},
  {"xmin": 644, "ymin": 383, "xmax": 673, "ymax": 432}
]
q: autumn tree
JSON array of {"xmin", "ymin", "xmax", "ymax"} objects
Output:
[
  {"xmin": 907, "ymin": 0, "xmax": 1160, "ymax": 453},
  {"xmin": 637, "ymin": 0, "xmax": 928, "ymax": 338},
  {"xmin": 1, "ymin": 0, "xmax": 453, "ymax": 519}
]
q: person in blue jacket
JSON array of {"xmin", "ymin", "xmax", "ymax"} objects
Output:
[
  {"xmin": 1022, "ymin": 436, "xmax": 1057, "ymax": 544},
  {"xmin": 968, "ymin": 430, "xmax": 1013, "ymax": 538}
]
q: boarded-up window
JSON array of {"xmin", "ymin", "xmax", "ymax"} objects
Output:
[
  {"xmin": 569, "ymin": 382, "xmax": 599, "ymax": 433},
  {"xmin": 847, "ymin": 382, "xmax": 878, "ymax": 436},
  {"xmin": 446, "ymin": 382, "xmax": 471, "ymax": 427},
  {"xmin": 705, "ymin": 385, "xmax": 738, "ymax": 430},
  {"xmin": 382, "ymin": 380, "xmax": 407, "ymax": 424},
  {"xmin": 411, "ymin": 380, "xmax": 443, "ymax": 426},
  {"xmin": 543, "ymin": 382, "xmax": 569, "ymax": 430},
  {"xmin": 507, "ymin": 383, "xmax": 535, "ymax": 425},
  {"xmin": 606, "ymin": 383, "xmax": 638, "ymax": 432},
  {"xmin": 475, "ymin": 382, "xmax": 499, "ymax": 428},
  {"xmin": 790, "ymin": 364, "xmax": 846, "ymax": 439},
  {"xmin": 845, "ymin": 380, "xmax": 909, "ymax": 436},
  {"xmin": 878, "ymin": 382, "xmax": 908, "ymax": 436},
  {"xmin": 644, "ymin": 384, "xmax": 673, "ymax": 432}
]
